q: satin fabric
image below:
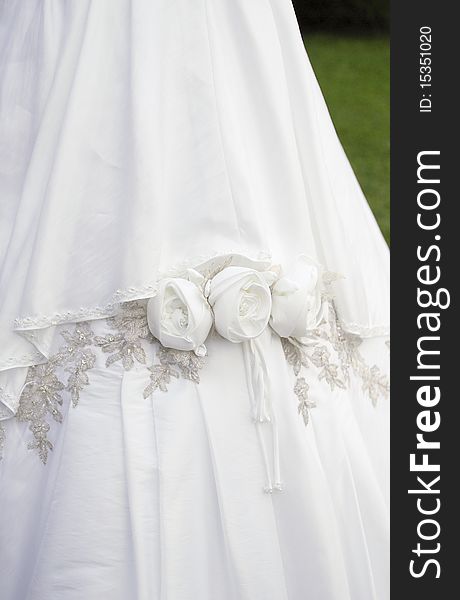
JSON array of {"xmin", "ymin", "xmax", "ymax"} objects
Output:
[
  {"xmin": 0, "ymin": 0, "xmax": 389, "ymax": 417},
  {"xmin": 0, "ymin": 317, "xmax": 389, "ymax": 600}
]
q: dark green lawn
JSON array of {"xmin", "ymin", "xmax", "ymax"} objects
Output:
[{"xmin": 304, "ymin": 34, "xmax": 390, "ymax": 243}]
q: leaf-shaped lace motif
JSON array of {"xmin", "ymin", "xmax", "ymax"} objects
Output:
[
  {"xmin": 293, "ymin": 377, "xmax": 316, "ymax": 426},
  {"xmin": 143, "ymin": 347, "xmax": 205, "ymax": 398},
  {"xmin": 282, "ymin": 301, "xmax": 389, "ymax": 426},
  {"xmin": 15, "ymin": 323, "xmax": 96, "ymax": 463},
  {"xmin": 0, "ymin": 422, "xmax": 6, "ymax": 461},
  {"xmin": 94, "ymin": 301, "xmax": 152, "ymax": 369},
  {"xmin": 11, "ymin": 304, "xmax": 204, "ymax": 463},
  {"xmin": 6, "ymin": 300, "xmax": 388, "ymax": 463}
]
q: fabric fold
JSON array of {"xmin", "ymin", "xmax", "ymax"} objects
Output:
[
  {"xmin": 0, "ymin": 0, "xmax": 388, "ymax": 418},
  {"xmin": 0, "ymin": 300, "xmax": 389, "ymax": 599}
]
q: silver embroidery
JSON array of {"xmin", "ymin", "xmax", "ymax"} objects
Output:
[
  {"xmin": 156, "ymin": 347, "xmax": 204, "ymax": 383},
  {"xmin": 280, "ymin": 338, "xmax": 310, "ymax": 376},
  {"xmin": 144, "ymin": 363, "xmax": 180, "ymax": 396},
  {"xmin": 12, "ymin": 304, "xmax": 204, "ymax": 462},
  {"xmin": 143, "ymin": 347, "xmax": 205, "ymax": 398},
  {"xmin": 16, "ymin": 323, "xmax": 96, "ymax": 463},
  {"xmin": 293, "ymin": 377, "xmax": 316, "ymax": 426},
  {"xmin": 8, "ymin": 298, "xmax": 389, "ymax": 463},
  {"xmin": 309, "ymin": 345, "xmax": 346, "ymax": 391},
  {"xmin": 16, "ymin": 364, "xmax": 64, "ymax": 463},
  {"xmin": 283, "ymin": 301, "xmax": 389, "ymax": 425},
  {"xmin": 327, "ymin": 305, "xmax": 390, "ymax": 405},
  {"xmin": 65, "ymin": 347, "xmax": 97, "ymax": 408},
  {"xmin": 55, "ymin": 323, "xmax": 97, "ymax": 408},
  {"xmin": 94, "ymin": 301, "xmax": 152, "ymax": 369},
  {"xmin": 0, "ymin": 422, "xmax": 5, "ymax": 460}
]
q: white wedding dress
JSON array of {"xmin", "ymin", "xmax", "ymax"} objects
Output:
[{"xmin": 0, "ymin": 2, "xmax": 390, "ymax": 599}]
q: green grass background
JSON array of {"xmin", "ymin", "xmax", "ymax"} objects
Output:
[{"xmin": 304, "ymin": 34, "xmax": 390, "ymax": 244}]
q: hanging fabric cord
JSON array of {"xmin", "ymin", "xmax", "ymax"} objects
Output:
[{"xmin": 243, "ymin": 337, "xmax": 282, "ymax": 494}]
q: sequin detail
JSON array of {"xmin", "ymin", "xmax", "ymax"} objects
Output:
[
  {"xmin": 283, "ymin": 301, "xmax": 389, "ymax": 425},
  {"xmin": 293, "ymin": 377, "xmax": 316, "ymax": 426},
  {"xmin": 15, "ymin": 323, "xmax": 96, "ymax": 463},
  {"xmin": 143, "ymin": 347, "xmax": 204, "ymax": 398},
  {"xmin": 94, "ymin": 301, "xmax": 153, "ymax": 369}
]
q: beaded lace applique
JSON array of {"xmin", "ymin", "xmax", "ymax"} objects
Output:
[
  {"xmin": 143, "ymin": 347, "xmax": 204, "ymax": 397},
  {"xmin": 94, "ymin": 301, "xmax": 153, "ymax": 370},
  {"xmin": 9, "ymin": 303, "xmax": 206, "ymax": 463},
  {"xmin": 15, "ymin": 322, "xmax": 96, "ymax": 463},
  {"xmin": 2, "ymin": 301, "xmax": 388, "ymax": 463},
  {"xmin": 0, "ymin": 422, "xmax": 5, "ymax": 459},
  {"xmin": 282, "ymin": 301, "xmax": 390, "ymax": 426}
]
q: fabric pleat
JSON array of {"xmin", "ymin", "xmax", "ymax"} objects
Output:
[
  {"xmin": 0, "ymin": 0, "xmax": 389, "ymax": 416},
  {"xmin": 0, "ymin": 314, "xmax": 389, "ymax": 599},
  {"xmin": 0, "ymin": 1, "xmax": 389, "ymax": 597}
]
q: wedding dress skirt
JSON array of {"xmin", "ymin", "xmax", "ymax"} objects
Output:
[
  {"xmin": 0, "ymin": 1, "xmax": 390, "ymax": 599},
  {"xmin": 0, "ymin": 301, "xmax": 389, "ymax": 600}
]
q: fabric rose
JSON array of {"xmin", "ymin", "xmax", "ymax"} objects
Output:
[
  {"xmin": 208, "ymin": 267, "xmax": 276, "ymax": 343},
  {"xmin": 147, "ymin": 277, "xmax": 213, "ymax": 356},
  {"xmin": 270, "ymin": 255, "xmax": 325, "ymax": 338}
]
